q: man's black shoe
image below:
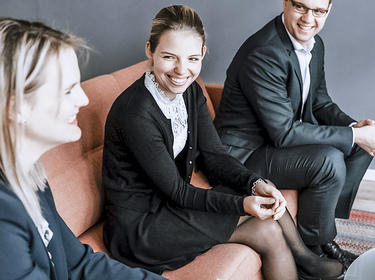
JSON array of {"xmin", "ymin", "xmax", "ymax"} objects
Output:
[
  {"xmin": 297, "ymin": 265, "xmax": 345, "ymax": 280},
  {"xmin": 321, "ymin": 241, "xmax": 358, "ymax": 268}
]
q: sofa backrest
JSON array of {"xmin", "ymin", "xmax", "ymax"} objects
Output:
[{"xmin": 41, "ymin": 60, "xmax": 216, "ymax": 236}]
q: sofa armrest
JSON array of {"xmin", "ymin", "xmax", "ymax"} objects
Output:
[{"xmin": 204, "ymin": 83, "xmax": 224, "ymax": 113}]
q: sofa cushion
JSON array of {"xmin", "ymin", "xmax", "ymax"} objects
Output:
[
  {"xmin": 42, "ymin": 61, "xmax": 151, "ymax": 234},
  {"xmin": 78, "ymin": 222, "xmax": 109, "ymax": 254},
  {"xmin": 111, "ymin": 60, "xmax": 151, "ymax": 91},
  {"xmin": 42, "ymin": 146, "xmax": 104, "ymax": 236},
  {"xmin": 203, "ymin": 83, "xmax": 224, "ymax": 113},
  {"xmin": 79, "ymin": 74, "xmax": 122, "ymax": 154}
]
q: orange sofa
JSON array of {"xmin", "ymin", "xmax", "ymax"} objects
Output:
[{"xmin": 41, "ymin": 60, "xmax": 298, "ymax": 280}]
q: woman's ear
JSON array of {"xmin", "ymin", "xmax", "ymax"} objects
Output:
[
  {"xmin": 7, "ymin": 95, "xmax": 31, "ymax": 124},
  {"xmin": 145, "ymin": 41, "xmax": 153, "ymax": 59},
  {"xmin": 7, "ymin": 95, "xmax": 18, "ymax": 122}
]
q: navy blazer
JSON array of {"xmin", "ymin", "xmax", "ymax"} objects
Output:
[
  {"xmin": 0, "ymin": 178, "xmax": 164, "ymax": 280},
  {"xmin": 215, "ymin": 15, "xmax": 355, "ymax": 159}
]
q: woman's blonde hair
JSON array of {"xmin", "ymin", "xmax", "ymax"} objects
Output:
[
  {"xmin": 148, "ymin": 5, "xmax": 206, "ymax": 53},
  {"xmin": 0, "ymin": 18, "xmax": 86, "ymax": 229}
]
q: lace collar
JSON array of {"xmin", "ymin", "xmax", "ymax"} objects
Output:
[{"xmin": 144, "ymin": 72, "xmax": 188, "ymax": 158}]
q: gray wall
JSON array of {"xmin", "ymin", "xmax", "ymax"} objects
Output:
[{"xmin": 1, "ymin": 0, "xmax": 374, "ymax": 168}]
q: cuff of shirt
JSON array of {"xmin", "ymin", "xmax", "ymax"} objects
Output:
[{"xmin": 349, "ymin": 122, "xmax": 357, "ymax": 147}]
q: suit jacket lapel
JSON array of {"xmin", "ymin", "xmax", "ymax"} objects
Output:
[
  {"xmin": 275, "ymin": 16, "xmax": 304, "ymax": 119},
  {"xmin": 302, "ymin": 47, "xmax": 318, "ymax": 123},
  {"xmin": 275, "ymin": 15, "xmax": 303, "ymax": 94}
]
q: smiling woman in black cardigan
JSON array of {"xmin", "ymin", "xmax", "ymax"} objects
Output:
[{"xmin": 102, "ymin": 5, "xmax": 345, "ymax": 280}]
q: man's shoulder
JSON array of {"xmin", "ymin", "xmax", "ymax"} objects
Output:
[
  {"xmin": 313, "ymin": 34, "xmax": 324, "ymax": 51},
  {"xmin": 232, "ymin": 16, "xmax": 289, "ymax": 66},
  {"xmin": 244, "ymin": 17, "xmax": 282, "ymax": 48}
]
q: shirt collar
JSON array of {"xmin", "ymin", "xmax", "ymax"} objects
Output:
[
  {"xmin": 144, "ymin": 71, "xmax": 180, "ymax": 105},
  {"xmin": 281, "ymin": 13, "xmax": 315, "ymax": 52}
]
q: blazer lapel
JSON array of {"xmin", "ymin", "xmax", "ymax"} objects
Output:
[
  {"xmin": 39, "ymin": 188, "xmax": 68, "ymax": 280},
  {"xmin": 275, "ymin": 15, "xmax": 303, "ymax": 116},
  {"xmin": 275, "ymin": 15, "xmax": 303, "ymax": 92},
  {"xmin": 302, "ymin": 47, "xmax": 318, "ymax": 123}
]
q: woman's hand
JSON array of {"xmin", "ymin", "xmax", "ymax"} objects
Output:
[
  {"xmin": 243, "ymin": 195, "xmax": 277, "ymax": 220},
  {"xmin": 250, "ymin": 179, "xmax": 287, "ymax": 220}
]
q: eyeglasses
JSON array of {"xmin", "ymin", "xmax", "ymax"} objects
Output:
[{"xmin": 289, "ymin": 0, "xmax": 329, "ymax": 18}]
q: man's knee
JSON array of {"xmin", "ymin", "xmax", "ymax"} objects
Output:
[{"xmin": 312, "ymin": 145, "xmax": 346, "ymax": 186}]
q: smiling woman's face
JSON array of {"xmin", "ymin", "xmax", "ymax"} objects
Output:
[
  {"xmin": 146, "ymin": 29, "xmax": 206, "ymax": 100},
  {"xmin": 22, "ymin": 47, "xmax": 89, "ymax": 148}
]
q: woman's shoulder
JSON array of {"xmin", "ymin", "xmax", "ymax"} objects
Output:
[
  {"xmin": 0, "ymin": 181, "xmax": 29, "ymax": 225},
  {"xmin": 0, "ymin": 179, "xmax": 53, "ymax": 223},
  {"xmin": 184, "ymin": 81, "xmax": 207, "ymax": 108}
]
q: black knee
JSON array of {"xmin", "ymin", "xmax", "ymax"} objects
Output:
[{"xmin": 310, "ymin": 145, "xmax": 346, "ymax": 188}]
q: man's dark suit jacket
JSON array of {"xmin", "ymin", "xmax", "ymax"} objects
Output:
[
  {"xmin": 214, "ymin": 15, "xmax": 355, "ymax": 162},
  {"xmin": 0, "ymin": 178, "xmax": 164, "ymax": 280}
]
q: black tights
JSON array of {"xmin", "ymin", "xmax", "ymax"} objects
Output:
[{"xmin": 228, "ymin": 209, "xmax": 343, "ymax": 280}]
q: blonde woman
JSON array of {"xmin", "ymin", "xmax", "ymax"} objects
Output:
[{"xmin": 0, "ymin": 18, "xmax": 164, "ymax": 280}]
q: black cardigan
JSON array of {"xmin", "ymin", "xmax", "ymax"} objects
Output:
[{"xmin": 102, "ymin": 75, "xmax": 261, "ymax": 217}]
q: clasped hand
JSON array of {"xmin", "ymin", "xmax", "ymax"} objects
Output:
[
  {"xmin": 353, "ymin": 119, "xmax": 375, "ymax": 156},
  {"xmin": 243, "ymin": 180, "xmax": 286, "ymax": 221}
]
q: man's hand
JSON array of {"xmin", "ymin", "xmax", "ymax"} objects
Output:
[
  {"xmin": 354, "ymin": 121, "xmax": 375, "ymax": 156},
  {"xmin": 353, "ymin": 119, "xmax": 375, "ymax": 128}
]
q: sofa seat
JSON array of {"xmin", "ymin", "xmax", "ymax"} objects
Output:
[{"xmin": 42, "ymin": 60, "xmax": 298, "ymax": 279}]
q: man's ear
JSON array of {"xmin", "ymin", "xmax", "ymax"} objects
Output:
[
  {"xmin": 202, "ymin": 45, "xmax": 207, "ymax": 59},
  {"xmin": 283, "ymin": 0, "xmax": 287, "ymax": 10},
  {"xmin": 327, "ymin": 2, "xmax": 332, "ymax": 16},
  {"xmin": 145, "ymin": 41, "xmax": 153, "ymax": 59}
]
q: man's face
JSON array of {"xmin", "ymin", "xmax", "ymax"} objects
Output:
[{"xmin": 283, "ymin": 0, "xmax": 331, "ymax": 48}]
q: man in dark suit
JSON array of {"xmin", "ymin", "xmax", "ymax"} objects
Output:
[{"xmin": 215, "ymin": 0, "xmax": 375, "ymax": 267}]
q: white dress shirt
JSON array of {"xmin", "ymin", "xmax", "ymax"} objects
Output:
[
  {"xmin": 282, "ymin": 14, "xmax": 315, "ymax": 120},
  {"xmin": 282, "ymin": 15, "xmax": 355, "ymax": 145}
]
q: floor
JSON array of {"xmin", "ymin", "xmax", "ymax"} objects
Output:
[{"xmin": 352, "ymin": 180, "xmax": 375, "ymax": 213}]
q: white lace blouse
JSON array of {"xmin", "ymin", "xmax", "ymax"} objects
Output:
[{"xmin": 144, "ymin": 72, "xmax": 188, "ymax": 158}]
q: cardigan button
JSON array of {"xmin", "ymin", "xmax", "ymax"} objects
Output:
[
  {"xmin": 189, "ymin": 161, "xmax": 192, "ymax": 165},
  {"xmin": 187, "ymin": 130, "xmax": 191, "ymax": 134},
  {"xmin": 189, "ymin": 146, "xmax": 192, "ymax": 150}
]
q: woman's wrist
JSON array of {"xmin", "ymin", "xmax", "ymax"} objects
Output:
[{"xmin": 250, "ymin": 178, "xmax": 266, "ymax": 196}]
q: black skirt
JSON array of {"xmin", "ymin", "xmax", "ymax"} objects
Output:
[{"xmin": 103, "ymin": 185, "xmax": 240, "ymax": 274}]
